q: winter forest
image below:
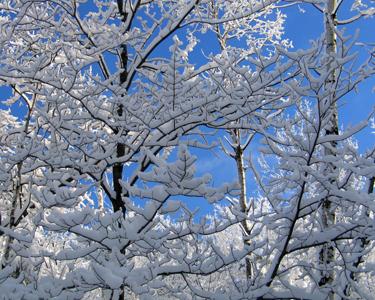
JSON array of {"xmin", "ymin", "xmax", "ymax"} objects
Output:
[{"xmin": 0, "ymin": 0, "xmax": 374, "ymax": 299}]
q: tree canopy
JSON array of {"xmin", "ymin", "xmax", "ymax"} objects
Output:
[{"xmin": 0, "ymin": 0, "xmax": 374, "ymax": 299}]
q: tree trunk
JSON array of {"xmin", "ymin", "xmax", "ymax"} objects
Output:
[
  {"xmin": 233, "ymin": 130, "xmax": 253, "ymax": 280},
  {"xmin": 1, "ymin": 92, "xmax": 36, "ymax": 271},
  {"xmin": 344, "ymin": 173, "xmax": 374, "ymax": 297},
  {"xmin": 318, "ymin": 1, "xmax": 337, "ymax": 298},
  {"xmin": 110, "ymin": 2, "xmax": 130, "ymax": 299}
]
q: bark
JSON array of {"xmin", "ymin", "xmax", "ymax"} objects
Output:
[
  {"xmin": 344, "ymin": 173, "xmax": 374, "ymax": 297},
  {"xmin": 233, "ymin": 130, "xmax": 253, "ymax": 280},
  {"xmin": 318, "ymin": 1, "xmax": 337, "ymax": 298},
  {"xmin": 113, "ymin": 2, "xmax": 131, "ymax": 299},
  {"xmin": 0, "ymin": 175, "xmax": 19, "ymax": 269},
  {"xmin": 213, "ymin": 13, "xmax": 255, "ymax": 280},
  {"xmin": 1, "ymin": 92, "xmax": 36, "ymax": 271},
  {"xmin": 112, "ymin": 0, "xmax": 128, "ymax": 216}
]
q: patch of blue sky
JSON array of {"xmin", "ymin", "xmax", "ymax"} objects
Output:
[{"xmin": 0, "ymin": 86, "xmax": 29, "ymax": 121}]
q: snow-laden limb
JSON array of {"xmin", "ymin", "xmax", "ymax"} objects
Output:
[
  {"xmin": 28, "ymin": 145, "xmax": 245, "ymax": 298},
  {"xmin": 0, "ymin": 0, "xmax": 374, "ymax": 299},
  {"xmin": 173, "ymin": 29, "xmax": 375, "ymax": 298},
  {"xmin": 241, "ymin": 35, "xmax": 375, "ymax": 298}
]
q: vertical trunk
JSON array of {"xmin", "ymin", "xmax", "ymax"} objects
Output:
[
  {"xmin": 233, "ymin": 130, "xmax": 253, "ymax": 280},
  {"xmin": 318, "ymin": 1, "xmax": 337, "ymax": 298},
  {"xmin": 110, "ymin": 3, "xmax": 130, "ymax": 299},
  {"xmin": 215, "ymin": 16, "xmax": 255, "ymax": 280},
  {"xmin": 112, "ymin": 43, "xmax": 128, "ymax": 216},
  {"xmin": 112, "ymin": 91, "xmax": 126, "ymax": 300},
  {"xmin": 112, "ymin": 1, "xmax": 131, "ymax": 217},
  {"xmin": 112, "ymin": 44, "xmax": 127, "ymax": 300},
  {"xmin": 344, "ymin": 174, "xmax": 374, "ymax": 297},
  {"xmin": 112, "ymin": 120, "xmax": 126, "ymax": 216},
  {"xmin": 1, "ymin": 92, "xmax": 35, "ymax": 271},
  {"xmin": 1, "ymin": 184, "xmax": 18, "ymax": 269},
  {"xmin": 1, "ymin": 162, "xmax": 22, "ymax": 279}
]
